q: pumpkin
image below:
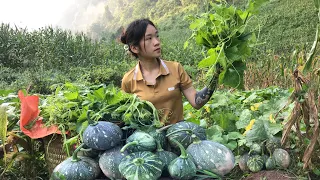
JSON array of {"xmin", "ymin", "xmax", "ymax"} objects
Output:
[
  {"xmin": 265, "ymin": 157, "xmax": 276, "ymax": 170},
  {"xmin": 168, "ymin": 139, "xmax": 196, "ymax": 180},
  {"xmin": 120, "ymin": 131, "xmax": 156, "ymax": 153},
  {"xmin": 166, "ymin": 121, "xmax": 206, "ymax": 149},
  {"xmin": 119, "ymin": 151, "xmax": 164, "ymax": 180},
  {"xmin": 249, "ymin": 143, "xmax": 262, "ymax": 155},
  {"xmin": 247, "ymin": 155, "xmax": 264, "ymax": 172},
  {"xmin": 51, "ymin": 143, "xmax": 98, "ymax": 180},
  {"xmin": 272, "ymin": 148, "xmax": 290, "ymax": 168},
  {"xmin": 99, "ymin": 146, "xmax": 128, "ymax": 179},
  {"xmin": 186, "ymin": 137, "xmax": 235, "ymax": 176},
  {"xmin": 155, "ymin": 140, "xmax": 178, "ymax": 176},
  {"xmin": 77, "ymin": 144, "xmax": 101, "ymax": 159},
  {"xmin": 83, "ymin": 110, "xmax": 122, "ymax": 150},
  {"xmin": 141, "ymin": 125, "xmax": 171, "ymax": 150},
  {"xmin": 266, "ymin": 136, "xmax": 281, "ymax": 154},
  {"xmin": 239, "ymin": 153, "xmax": 250, "ymax": 172}
]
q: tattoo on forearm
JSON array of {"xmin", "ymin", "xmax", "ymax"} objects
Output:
[
  {"xmin": 195, "ymin": 87, "xmax": 213, "ymax": 105},
  {"xmin": 195, "ymin": 75, "xmax": 219, "ymax": 105}
]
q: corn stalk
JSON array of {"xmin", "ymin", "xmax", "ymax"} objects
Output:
[{"xmin": 281, "ymin": 3, "xmax": 320, "ymax": 168}]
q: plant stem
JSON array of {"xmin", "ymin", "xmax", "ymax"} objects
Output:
[
  {"xmin": 120, "ymin": 141, "xmax": 138, "ymax": 153},
  {"xmin": 171, "ymin": 139, "xmax": 188, "ymax": 159},
  {"xmin": 72, "ymin": 143, "xmax": 85, "ymax": 162}
]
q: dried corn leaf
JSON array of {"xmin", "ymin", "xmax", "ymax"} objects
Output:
[{"xmin": 302, "ymin": 90, "xmax": 319, "ymax": 169}]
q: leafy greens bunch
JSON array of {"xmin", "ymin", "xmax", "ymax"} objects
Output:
[
  {"xmin": 38, "ymin": 83, "xmax": 161, "ymax": 139},
  {"xmin": 186, "ymin": 0, "xmax": 268, "ymax": 89}
]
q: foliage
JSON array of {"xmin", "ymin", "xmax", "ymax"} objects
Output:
[
  {"xmin": 184, "ymin": 86, "xmax": 293, "ymax": 152},
  {"xmin": 0, "ymin": 92, "xmax": 48, "ymax": 179},
  {"xmin": 185, "ymin": 0, "xmax": 268, "ymax": 89},
  {"xmin": 0, "ymin": 24, "xmax": 134, "ymax": 93}
]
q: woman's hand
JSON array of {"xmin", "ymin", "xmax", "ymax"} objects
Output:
[{"xmin": 183, "ymin": 63, "xmax": 222, "ymax": 110}]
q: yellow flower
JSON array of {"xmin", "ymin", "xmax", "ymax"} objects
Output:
[
  {"xmin": 269, "ymin": 114, "xmax": 276, "ymax": 123},
  {"xmin": 243, "ymin": 119, "xmax": 255, "ymax": 136},
  {"xmin": 204, "ymin": 106, "xmax": 210, "ymax": 113},
  {"xmin": 250, "ymin": 102, "xmax": 262, "ymax": 111}
]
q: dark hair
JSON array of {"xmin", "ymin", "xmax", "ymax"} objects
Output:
[{"xmin": 120, "ymin": 19, "xmax": 157, "ymax": 58}]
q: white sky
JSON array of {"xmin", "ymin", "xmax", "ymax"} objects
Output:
[{"xmin": 0, "ymin": 0, "xmax": 75, "ymax": 30}]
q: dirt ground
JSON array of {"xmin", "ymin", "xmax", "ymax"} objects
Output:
[{"xmin": 242, "ymin": 170, "xmax": 297, "ymax": 180}]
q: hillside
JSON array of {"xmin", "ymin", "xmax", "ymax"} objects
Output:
[{"xmin": 83, "ymin": 0, "xmax": 319, "ymax": 57}]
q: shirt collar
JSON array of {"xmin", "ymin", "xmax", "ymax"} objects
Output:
[{"xmin": 133, "ymin": 59, "xmax": 170, "ymax": 81}]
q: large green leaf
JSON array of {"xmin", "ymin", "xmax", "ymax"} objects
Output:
[
  {"xmin": 236, "ymin": 109, "xmax": 252, "ymax": 129},
  {"xmin": 211, "ymin": 113, "xmax": 237, "ymax": 131},
  {"xmin": 245, "ymin": 117, "xmax": 281, "ymax": 143},
  {"xmin": 221, "ymin": 61, "xmax": 246, "ymax": 89},
  {"xmin": 245, "ymin": 118, "xmax": 268, "ymax": 142},
  {"xmin": 198, "ymin": 48, "xmax": 219, "ymax": 68},
  {"xmin": 210, "ymin": 93, "xmax": 230, "ymax": 107}
]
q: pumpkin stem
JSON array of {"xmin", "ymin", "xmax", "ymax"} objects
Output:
[
  {"xmin": 156, "ymin": 124, "xmax": 173, "ymax": 133},
  {"xmin": 171, "ymin": 139, "xmax": 188, "ymax": 159},
  {"xmin": 80, "ymin": 147, "xmax": 92, "ymax": 152},
  {"xmin": 72, "ymin": 143, "xmax": 85, "ymax": 162},
  {"xmin": 166, "ymin": 129, "xmax": 193, "ymax": 137},
  {"xmin": 191, "ymin": 134, "xmax": 201, "ymax": 144},
  {"xmin": 87, "ymin": 110, "xmax": 97, "ymax": 126},
  {"xmin": 120, "ymin": 141, "xmax": 138, "ymax": 153},
  {"xmin": 156, "ymin": 140, "xmax": 164, "ymax": 152},
  {"xmin": 133, "ymin": 158, "xmax": 145, "ymax": 166}
]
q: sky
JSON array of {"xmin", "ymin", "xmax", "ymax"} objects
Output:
[{"xmin": 0, "ymin": 0, "xmax": 76, "ymax": 30}]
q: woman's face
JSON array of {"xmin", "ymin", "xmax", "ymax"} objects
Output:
[{"xmin": 137, "ymin": 24, "xmax": 161, "ymax": 60}]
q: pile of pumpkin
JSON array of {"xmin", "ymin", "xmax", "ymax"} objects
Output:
[
  {"xmin": 51, "ymin": 119, "xmax": 236, "ymax": 180},
  {"xmin": 239, "ymin": 137, "xmax": 291, "ymax": 173}
]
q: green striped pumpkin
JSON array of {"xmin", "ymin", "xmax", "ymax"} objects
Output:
[
  {"xmin": 120, "ymin": 131, "xmax": 156, "ymax": 153},
  {"xmin": 265, "ymin": 157, "xmax": 276, "ymax": 170},
  {"xmin": 155, "ymin": 141, "xmax": 178, "ymax": 176},
  {"xmin": 168, "ymin": 139, "xmax": 196, "ymax": 180},
  {"xmin": 166, "ymin": 121, "xmax": 206, "ymax": 149},
  {"xmin": 247, "ymin": 155, "xmax": 264, "ymax": 172},
  {"xmin": 141, "ymin": 126, "xmax": 169, "ymax": 150},
  {"xmin": 119, "ymin": 151, "xmax": 164, "ymax": 180}
]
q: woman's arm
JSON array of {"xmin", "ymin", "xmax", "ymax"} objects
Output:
[
  {"xmin": 183, "ymin": 64, "xmax": 221, "ymax": 109},
  {"xmin": 183, "ymin": 74, "xmax": 219, "ymax": 109}
]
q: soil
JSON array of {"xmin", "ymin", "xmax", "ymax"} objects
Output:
[{"xmin": 242, "ymin": 170, "xmax": 296, "ymax": 180}]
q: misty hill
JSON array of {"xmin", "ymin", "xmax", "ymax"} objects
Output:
[{"xmin": 59, "ymin": 0, "xmax": 318, "ymax": 55}]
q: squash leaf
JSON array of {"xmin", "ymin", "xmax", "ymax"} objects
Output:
[
  {"xmin": 236, "ymin": 109, "xmax": 252, "ymax": 129},
  {"xmin": 245, "ymin": 118, "xmax": 268, "ymax": 142},
  {"xmin": 245, "ymin": 117, "xmax": 282, "ymax": 143},
  {"xmin": 221, "ymin": 61, "xmax": 246, "ymax": 89}
]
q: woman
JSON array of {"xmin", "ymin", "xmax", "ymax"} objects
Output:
[{"xmin": 120, "ymin": 18, "xmax": 221, "ymax": 125}]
